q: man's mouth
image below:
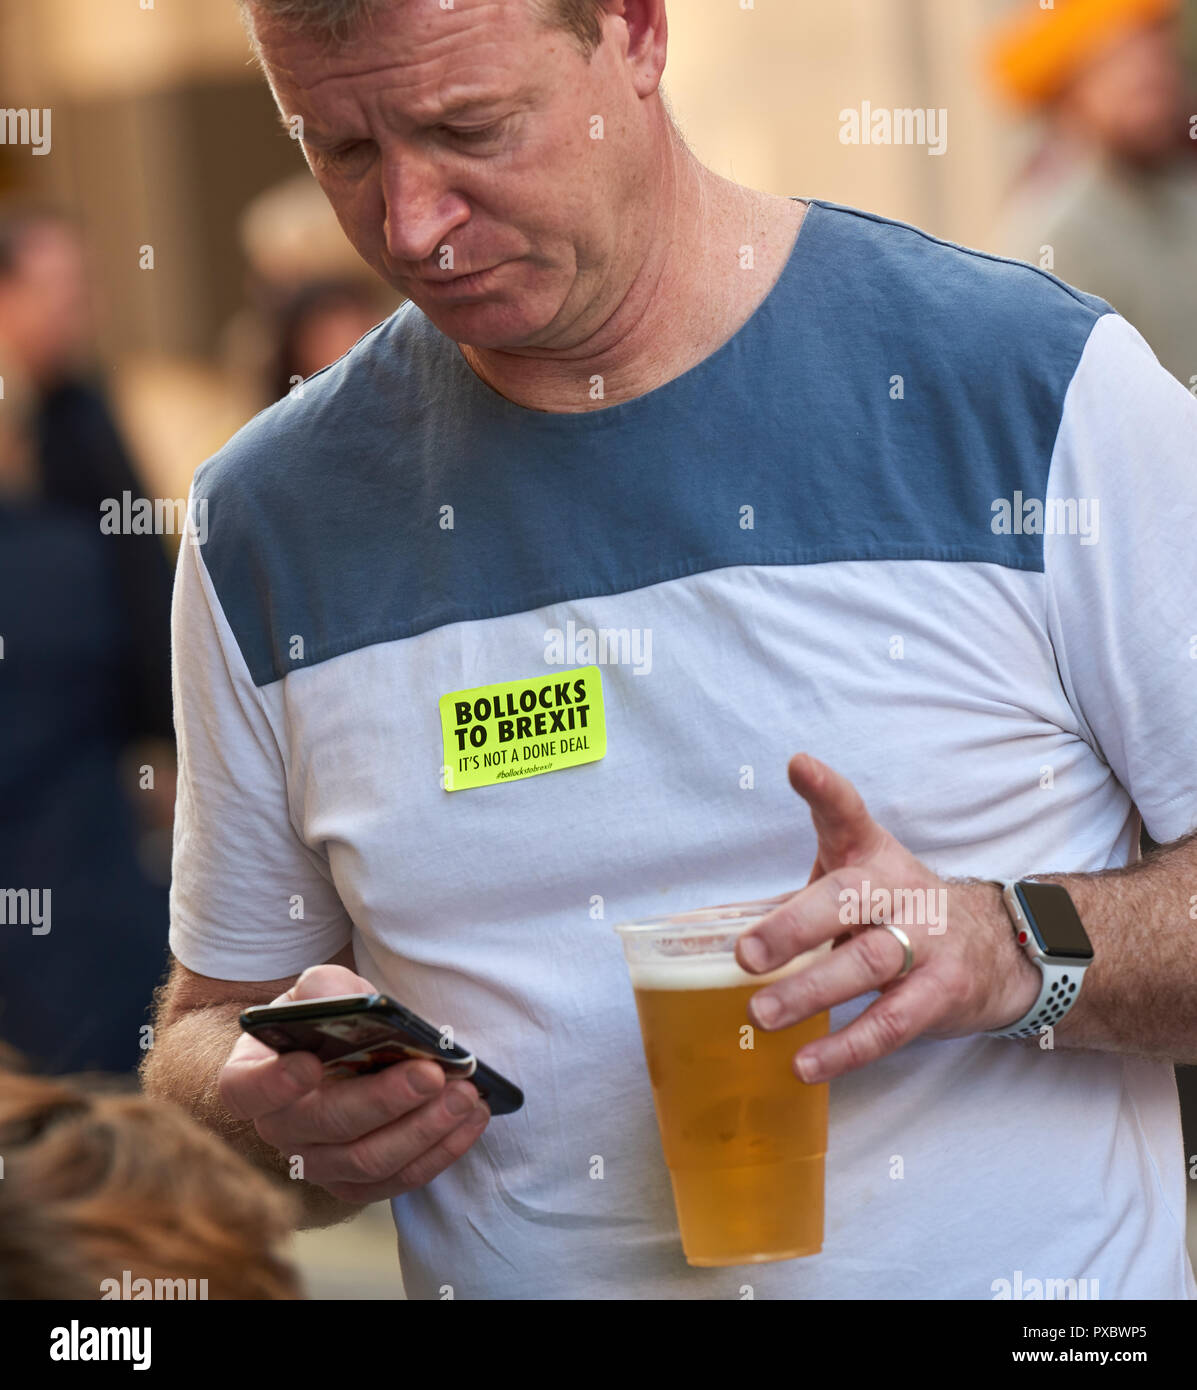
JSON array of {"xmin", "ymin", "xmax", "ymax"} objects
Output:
[{"xmin": 413, "ymin": 262, "xmax": 506, "ymax": 293}]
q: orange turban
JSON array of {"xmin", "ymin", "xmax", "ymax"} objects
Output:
[{"xmin": 988, "ymin": 0, "xmax": 1180, "ymax": 106}]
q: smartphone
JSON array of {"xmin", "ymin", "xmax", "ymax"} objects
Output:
[{"xmin": 239, "ymin": 993, "xmax": 524, "ymax": 1116}]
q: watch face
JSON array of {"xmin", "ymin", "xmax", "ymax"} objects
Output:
[{"xmin": 1014, "ymin": 882, "xmax": 1094, "ymax": 960}]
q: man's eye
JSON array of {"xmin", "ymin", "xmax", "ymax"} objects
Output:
[
  {"xmin": 326, "ymin": 141, "xmax": 372, "ymax": 165},
  {"xmin": 443, "ymin": 122, "xmax": 503, "ymax": 144}
]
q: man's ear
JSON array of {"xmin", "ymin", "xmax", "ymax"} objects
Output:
[{"xmin": 613, "ymin": 0, "xmax": 670, "ymax": 100}]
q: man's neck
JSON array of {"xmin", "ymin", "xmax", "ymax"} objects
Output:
[{"xmin": 457, "ymin": 148, "xmax": 806, "ymax": 415}]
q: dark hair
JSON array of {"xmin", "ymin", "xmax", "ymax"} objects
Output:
[{"xmin": 270, "ymin": 277, "xmax": 385, "ymax": 401}]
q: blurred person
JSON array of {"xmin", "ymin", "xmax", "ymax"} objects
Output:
[
  {"xmin": 989, "ymin": 0, "xmax": 1197, "ymax": 384},
  {"xmin": 144, "ymin": 0, "xmax": 1197, "ymax": 1300},
  {"xmin": 220, "ymin": 172, "xmax": 398, "ymax": 406},
  {"xmin": 240, "ymin": 169, "xmax": 370, "ymax": 290},
  {"xmin": 0, "ymin": 342, "xmax": 36, "ymax": 498},
  {"xmin": 269, "ymin": 277, "xmax": 388, "ymax": 401},
  {"xmin": 0, "ymin": 1049, "xmax": 301, "ymax": 1299},
  {"xmin": 0, "ymin": 201, "xmax": 174, "ymax": 1075}
]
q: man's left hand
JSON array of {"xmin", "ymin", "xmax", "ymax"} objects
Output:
[{"xmin": 736, "ymin": 753, "xmax": 1042, "ymax": 1082}]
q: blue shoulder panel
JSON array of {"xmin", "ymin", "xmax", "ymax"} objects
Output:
[{"xmin": 192, "ymin": 199, "xmax": 1114, "ymax": 686}]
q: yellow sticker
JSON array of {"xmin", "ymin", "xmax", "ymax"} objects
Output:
[{"xmin": 439, "ymin": 666, "xmax": 606, "ymax": 791}]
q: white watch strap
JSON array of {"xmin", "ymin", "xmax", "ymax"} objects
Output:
[
  {"xmin": 986, "ymin": 879, "xmax": 1089, "ymax": 1039},
  {"xmin": 988, "ymin": 955, "xmax": 1084, "ymax": 1039}
]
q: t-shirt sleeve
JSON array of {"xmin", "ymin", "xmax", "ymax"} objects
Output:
[
  {"xmin": 1043, "ymin": 311, "xmax": 1197, "ymax": 845},
  {"xmin": 169, "ymin": 480, "xmax": 353, "ymax": 979}
]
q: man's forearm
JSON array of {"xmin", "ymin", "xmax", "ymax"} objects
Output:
[
  {"xmin": 993, "ymin": 829, "xmax": 1197, "ymax": 1061},
  {"xmin": 139, "ymin": 1002, "xmax": 360, "ymax": 1229}
]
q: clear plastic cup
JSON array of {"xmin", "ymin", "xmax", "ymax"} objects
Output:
[{"xmin": 615, "ymin": 897, "xmax": 830, "ymax": 1266}]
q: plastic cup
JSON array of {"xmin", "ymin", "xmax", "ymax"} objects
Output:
[{"xmin": 615, "ymin": 897, "xmax": 830, "ymax": 1266}]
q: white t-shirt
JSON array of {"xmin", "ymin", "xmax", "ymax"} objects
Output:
[{"xmin": 169, "ymin": 199, "xmax": 1197, "ymax": 1299}]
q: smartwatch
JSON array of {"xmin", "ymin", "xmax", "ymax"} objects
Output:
[{"xmin": 985, "ymin": 879, "xmax": 1094, "ymax": 1039}]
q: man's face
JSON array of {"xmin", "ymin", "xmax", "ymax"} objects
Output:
[{"xmin": 253, "ymin": 0, "xmax": 648, "ymax": 350}]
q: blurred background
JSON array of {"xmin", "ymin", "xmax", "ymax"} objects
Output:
[{"xmin": 0, "ymin": 0, "xmax": 1193, "ymax": 1299}]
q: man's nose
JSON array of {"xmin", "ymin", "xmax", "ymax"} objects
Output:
[{"xmin": 380, "ymin": 150, "xmax": 468, "ymax": 269}]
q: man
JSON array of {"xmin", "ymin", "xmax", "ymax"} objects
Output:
[
  {"xmin": 143, "ymin": 0, "xmax": 1197, "ymax": 1299},
  {"xmin": 989, "ymin": 0, "xmax": 1197, "ymax": 386}
]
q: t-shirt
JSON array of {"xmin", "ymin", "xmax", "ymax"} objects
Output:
[{"xmin": 170, "ymin": 197, "xmax": 1197, "ymax": 1300}]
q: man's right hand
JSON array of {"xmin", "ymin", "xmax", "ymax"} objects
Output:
[{"xmin": 218, "ymin": 964, "xmax": 490, "ymax": 1203}]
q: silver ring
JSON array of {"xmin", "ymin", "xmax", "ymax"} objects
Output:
[{"xmin": 878, "ymin": 923, "xmax": 914, "ymax": 979}]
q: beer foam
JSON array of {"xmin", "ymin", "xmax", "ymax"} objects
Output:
[{"xmin": 628, "ymin": 941, "xmax": 829, "ymax": 991}]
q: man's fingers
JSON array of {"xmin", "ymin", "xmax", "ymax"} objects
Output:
[
  {"xmin": 320, "ymin": 1102, "xmax": 491, "ymax": 1204},
  {"xmin": 221, "ymin": 966, "xmax": 491, "ymax": 1203},
  {"xmin": 221, "ymin": 967, "xmax": 378, "ymax": 1122},
  {"xmin": 736, "ymin": 872, "xmax": 845, "ymax": 974},
  {"xmin": 790, "ymin": 968, "xmax": 946, "ymax": 1082},
  {"xmin": 300, "ymin": 1085, "xmax": 488, "ymax": 1191},
  {"xmin": 381, "ymin": 1099, "xmax": 490, "ymax": 1195},
  {"xmin": 748, "ymin": 924, "xmax": 909, "ymax": 1030},
  {"xmin": 787, "ymin": 753, "xmax": 890, "ymax": 867},
  {"xmin": 287, "ymin": 963, "xmax": 376, "ymax": 1000},
  {"xmin": 256, "ymin": 1058, "xmax": 448, "ymax": 1147},
  {"xmin": 220, "ymin": 1034, "xmax": 325, "ymax": 1121}
]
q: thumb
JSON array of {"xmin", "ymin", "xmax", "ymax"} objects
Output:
[
  {"xmin": 788, "ymin": 752, "xmax": 887, "ymax": 870},
  {"xmin": 285, "ymin": 962, "xmax": 377, "ymax": 1001}
]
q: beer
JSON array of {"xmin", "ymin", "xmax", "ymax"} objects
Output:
[{"xmin": 617, "ymin": 907, "xmax": 829, "ymax": 1267}]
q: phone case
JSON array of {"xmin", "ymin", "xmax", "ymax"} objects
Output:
[{"xmin": 240, "ymin": 993, "xmax": 524, "ymax": 1115}]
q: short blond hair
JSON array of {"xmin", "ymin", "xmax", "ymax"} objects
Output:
[{"xmin": 238, "ymin": 0, "xmax": 608, "ymax": 58}]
